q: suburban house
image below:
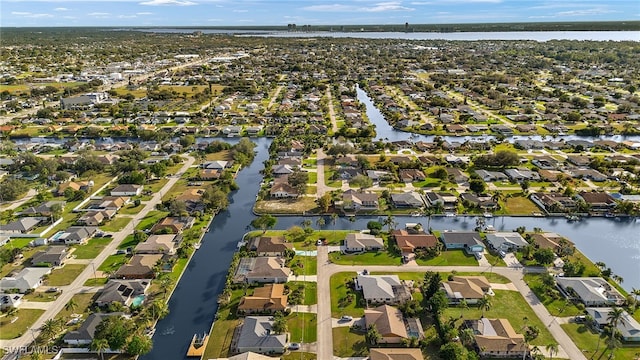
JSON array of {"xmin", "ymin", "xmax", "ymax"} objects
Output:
[
  {"xmin": 577, "ymin": 192, "xmax": 617, "ymax": 212},
  {"xmin": 556, "ymin": 277, "xmax": 625, "ymax": 306},
  {"xmin": 368, "ymin": 348, "xmax": 424, "ymax": 360},
  {"xmin": 504, "ymin": 168, "xmax": 540, "ymax": 182},
  {"xmin": 398, "ymin": 169, "xmax": 426, "ymax": 183},
  {"xmin": 529, "ymin": 233, "xmax": 573, "ymax": 250},
  {"xmin": 17, "ymin": 200, "xmax": 66, "ymax": 217},
  {"xmin": 151, "ymin": 216, "xmax": 196, "ymax": 234},
  {"xmin": 248, "ymin": 236, "xmax": 293, "ymax": 257},
  {"xmin": 77, "ymin": 210, "xmax": 115, "ymax": 226},
  {"xmin": 585, "ymin": 308, "xmax": 640, "ymax": 342},
  {"xmin": 202, "ymin": 160, "xmax": 229, "ymax": 170},
  {"xmin": 134, "ymin": 234, "xmax": 181, "ymax": 255},
  {"xmin": 364, "ymin": 305, "xmax": 423, "ymax": 344},
  {"xmin": 94, "ymin": 279, "xmax": 150, "ymax": 307},
  {"xmin": 63, "ymin": 313, "xmax": 122, "ymax": 346},
  {"xmin": 0, "ymin": 293, "xmax": 23, "ymax": 310},
  {"xmin": 530, "ymin": 192, "xmax": 577, "ymax": 213},
  {"xmin": 391, "ymin": 229, "xmax": 438, "ymax": 253},
  {"xmin": 235, "ymin": 316, "xmax": 287, "ymax": 354},
  {"xmin": 424, "ymin": 192, "xmax": 458, "ymax": 210},
  {"xmin": 485, "ymin": 232, "xmax": 528, "ymax": 252},
  {"xmin": 115, "ymin": 254, "xmax": 163, "ymax": 279},
  {"xmin": 0, "ymin": 267, "xmax": 52, "ymax": 293},
  {"xmin": 341, "ymin": 190, "xmax": 379, "ymax": 211},
  {"xmin": 344, "ymin": 233, "xmax": 384, "ymax": 253},
  {"xmin": 474, "ymin": 170, "xmax": 508, "ymax": 182},
  {"xmin": 110, "ymin": 184, "xmax": 143, "ymax": 197},
  {"xmin": 459, "ymin": 193, "xmax": 498, "ymax": 209},
  {"xmin": 465, "ymin": 318, "xmax": 527, "ymax": 358},
  {"xmin": 56, "ymin": 180, "xmax": 92, "ymax": 196},
  {"xmin": 30, "ymin": 246, "xmax": 69, "ymax": 267},
  {"xmin": 222, "ymin": 353, "xmax": 275, "ymax": 360},
  {"xmin": 390, "ymin": 192, "xmax": 425, "ymax": 208},
  {"xmin": 269, "ymin": 183, "xmax": 299, "ymax": 198},
  {"xmin": 354, "ymin": 273, "xmax": 412, "ymax": 305},
  {"xmin": 442, "ymin": 276, "xmax": 492, "ymax": 304},
  {"xmin": 440, "ymin": 231, "xmax": 485, "ymax": 255},
  {"xmin": 234, "ymin": 257, "xmax": 291, "ymax": 284},
  {"xmin": 85, "ymin": 196, "xmax": 128, "ymax": 211},
  {"xmin": 237, "ymin": 284, "xmax": 288, "ymax": 315},
  {"xmin": 200, "ymin": 168, "xmax": 222, "ymax": 180},
  {"xmin": 56, "ymin": 226, "xmax": 97, "ymax": 245},
  {"xmin": 1, "ymin": 217, "xmax": 43, "ymax": 234}
]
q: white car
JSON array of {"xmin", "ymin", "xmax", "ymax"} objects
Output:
[
  {"xmin": 340, "ymin": 315, "xmax": 353, "ymax": 322},
  {"xmin": 288, "ymin": 343, "xmax": 300, "ymax": 350}
]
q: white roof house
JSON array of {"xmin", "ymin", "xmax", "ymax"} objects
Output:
[
  {"xmin": 586, "ymin": 307, "xmax": 640, "ymax": 342},
  {"xmin": 354, "ymin": 273, "xmax": 412, "ymax": 305},
  {"xmin": 0, "ymin": 267, "xmax": 52, "ymax": 293},
  {"xmin": 344, "ymin": 233, "xmax": 384, "ymax": 252},
  {"xmin": 556, "ymin": 277, "xmax": 625, "ymax": 307},
  {"xmin": 485, "ymin": 232, "xmax": 528, "ymax": 251}
]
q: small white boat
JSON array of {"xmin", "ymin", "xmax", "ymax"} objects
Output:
[
  {"xmin": 194, "ymin": 243, "xmax": 201, "ymax": 250},
  {"xmin": 445, "ymin": 212, "xmax": 456, "ymax": 217},
  {"xmin": 483, "ymin": 212, "xmax": 493, "ymax": 218}
]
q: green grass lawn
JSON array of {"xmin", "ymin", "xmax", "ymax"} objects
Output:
[
  {"xmin": 136, "ymin": 210, "xmax": 169, "ymax": 231},
  {"xmin": 523, "ymin": 274, "xmax": 583, "ymax": 317},
  {"xmin": 202, "ymin": 289, "xmax": 244, "ymax": 359},
  {"xmin": 7, "ymin": 238, "xmax": 33, "ymax": 249},
  {"xmin": 332, "ymin": 327, "xmax": 368, "ymax": 358},
  {"xmin": 83, "ymin": 277, "xmax": 108, "ymax": 286},
  {"xmin": 146, "ymin": 178, "xmax": 169, "ymax": 193},
  {"xmin": 290, "ymin": 255, "xmax": 317, "ymax": 276},
  {"xmin": 288, "ymin": 281, "xmax": 317, "ymax": 305},
  {"xmin": 329, "ymin": 251, "xmax": 401, "ymax": 266},
  {"xmin": 53, "ymin": 293, "xmax": 95, "ymax": 323},
  {"xmin": 0, "ymin": 309, "xmax": 45, "ymax": 339},
  {"xmin": 415, "ymin": 249, "xmax": 479, "ymax": 266},
  {"xmin": 561, "ymin": 323, "xmax": 640, "ymax": 360},
  {"xmin": 100, "ymin": 217, "xmax": 132, "ymax": 232},
  {"xmin": 98, "ymin": 254, "xmax": 129, "ymax": 272},
  {"xmin": 287, "ymin": 312, "xmax": 318, "ymax": 342},
  {"xmin": 330, "ymin": 272, "xmax": 364, "ymax": 318},
  {"xmin": 46, "ymin": 264, "xmax": 86, "ymax": 286},
  {"xmin": 119, "ymin": 203, "xmax": 145, "ymax": 215},
  {"xmin": 117, "ymin": 234, "xmax": 137, "ymax": 250},
  {"xmin": 372, "ymin": 271, "xmax": 511, "ymax": 285},
  {"xmin": 307, "ymin": 172, "xmax": 318, "ymax": 184},
  {"xmin": 72, "ymin": 237, "xmax": 112, "ymax": 259},
  {"xmin": 442, "ymin": 290, "xmax": 554, "ymax": 346},
  {"xmin": 502, "ymin": 195, "xmax": 539, "ymax": 215},
  {"xmin": 22, "ymin": 291, "xmax": 60, "ymax": 302}
]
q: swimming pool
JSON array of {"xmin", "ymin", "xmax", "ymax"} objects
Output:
[
  {"xmin": 131, "ymin": 295, "xmax": 145, "ymax": 307},
  {"xmin": 49, "ymin": 231, "xmax": 64, "ymax": 242}
]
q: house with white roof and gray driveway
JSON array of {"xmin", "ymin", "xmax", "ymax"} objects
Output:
[
  {"xmin": 556, "ymin": 277, "xmax": 625, "ymax": 307},
  {"xmin": 485, "ymin": 232, "xmax": 528, "ymax": 252}
]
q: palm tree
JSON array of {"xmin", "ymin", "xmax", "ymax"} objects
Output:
[
  {"xmin": 605, "ymin": 328, "xmax": 621, "ymax": 359},
  {"xmin": 41, "ymin": 318, "xmax": 59, "ymax": 342},
  {"xmin": 90, "ymin": 337, "xmax": 110, "ymax": 360},
  {"xmin": 148, "ymin": 300, "xmax": 169, "ymax": 321},
  {"xmin": 65, "ymin": 298, "xmax": 78, "ymax": 314},
  {"xmin": 607, "ymin": 307, "xmax": 625, "ymax": 330},
  {"xmin": 158, "ymin": 276, "xmax": 174, "ymax": 298},
  {"xmin": 459, "ymin": 327, "xmax": 475, "ymax": 348},
  {"xmin": 382, "ymin": 214, "xmax": 397, "ymax": 233},
  {"xmin": 366, "ymin": 324, "xmax": 382, "ymax": 345},
  {"xmin": 316, "ymin": 217, "xmax": 326, "ymax": 229},
  {"xmin": 459, "ymin": 299, "xmax": 469, "ymax": 319},
  {"xmin": 546, "ymin": 342, "xmax": 559, "ymax": 360},
  {"xmin": 478, "ymin": 295, "xmax": 492, "ymax": 318}
]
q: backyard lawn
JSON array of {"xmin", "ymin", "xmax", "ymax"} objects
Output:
[
  {"xmin": 332, "ymin": 327, "xmax": 368, "ymax": 358},
  {"xmin": 290, "ymin": 255, "xmax": 317, "ymax": 276},
  {"xmin": 201, "ymin": 289, "xmax": 244, "ymax": 359},
  {"xmin": 287, "ymin": 312, "xmax": 318, "ymax": 343},
  {"xmin": 415, "ymin": 249, "xmax": 479, "ymax": 266},
  {"xmin": 287, "ymin": 281, "xmax": 317, "ymax": 305},
  {"xmin": 22, "ymin": 292, "xmax": 60, "ymax": 302},
  {"xmin": 0, "ymin": 309, "xmax": 45, "ymax": 339},
  {"xmin": 502, "ymin": 195, "xmax": 539, "ymax": 215},
  {"xmin": 136, "ymin": 210, "xmax": 170, "ymax": 231},
  {"xmin": 98, "ymin": 254, "xmax": 129, "ymax": 272},
  {"xmin": 53, "ymin": 293, "xmax": 95, "ymax": 323},
  {"xmin": 46, "ymin": 264, "xmax": 86, "ymax": 286},
  {"xmin": 561, "ymin": 323, "xmax": 640, "ymax": 360},
  {"xmin": 523, "ymin": 273, "xmax": 583, "ymax": 317},
  {"xmin": 329, "ymin": 251, "xmax": 401, "ymax": 266},
  {"xmin": 72, "ymin": 237, "xmax": 113, "ymax": 259}
]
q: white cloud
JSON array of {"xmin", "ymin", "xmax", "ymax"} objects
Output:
[
  {"xmin": 411, "ymin": 0, "xmax": 501, "ymax": 4},
  {"xmin": 11, "ymin": 11, "xmax": 53, "ymax": 17},
  {"xmin": 232, "ymin": 9, "xmax": 248, "ymax": 13},
  {"xmin": 140, "ymin": 0, "xmax": 197, "ymax": 6},
  {"xmin": 556, "ymin": 8, "xmax": 614, "ymax": 17},
  {"xmin": 303, "ymin": 1, "xmax": 413, "ymax": 13},
  {"xmin": 136, "ymin": 11, "xmax": 153, "ymax": 15},
  {"xmin": 53, "ymin": 7, "xmax": 68, "ymax": 11},
  {"xmin": 118, "ymin": 14, "xmax": 137, "ymax": 18}
]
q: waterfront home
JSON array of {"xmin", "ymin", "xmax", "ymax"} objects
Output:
[
  {"xmin": 440, "ymin": 231, "xmax": 485, "ymax": 255},
  {"xmin": 115, "ymin": 254, "xmax": 163, "ymax": 279},
  {"xmin": 57, "ymin": 226, "xmax": 97, "ymax": 245},
  {"xmin": 134, "ymin": 234, "xmax": 181, "ymax": 255},
  {"xmin": 529, "ymin": 233, "xmax": 573, "ymax": 251},
  {"xmin": 30, "ymin": 246, "xmax": 69, "ymax": 267},
  {"xmin": 63, "ymin": 313, "xmax": 122, "ymax": 346},
  {"xmin": 200, "ymin": 168, "xmax": 222, "ymax": 180},
  {"xmin": 234, "ymin": 257, "xmax": 290, "ymax": 284},
  {"xmin": 369, "ymin": 348, "xmax": 424, "ymax": 360},
  {"xmin": 366, "ymin": 170, "xmax": 392, "ymax": 183},
  {"xmin": 269, "ymin": 182, "xmax": 299, "ymax": 199},
  {"xmin": 110, "ymin": 184, "xmax": 143, "ymax": 197},
  {"xmin": 465, "ymin": 318, "xmax": 527, "ymax": 358},
  {"xmin": 354, "ymin": 273, "xmax": 412, "ymax": 306},
  {"xmin": 237, "ymin": 284, "xmax": 288, "ymax": 315},
  {"xmin": 445, "ymin": 167, "xmax": 470, "ymax": 184},
  {"xmin": 0, "ymin": 267, "xmax": 52, "ymax": 293},
  {"xmin": 95, "ymin": 279, "xmax": 150, "ymax": 307},
  {"xmin": 391, "ymin": 229, "xmax": 438, "ymax": 254},
  {"xmin": 0, "ymin": 293, "xmax": 23, "ymax": 310},
  {"xmin": 485, "ymin": 232, "xmax": 528, "ymax": 252},
  {"xmin": 222, "ymin": 353, "xmax": 275, "ymax": 360},
  {"xmin": 577, "ymin": 191, "xmax": 616, "ymax": 212},
  {"xmin": 1, "ymin": 217, "xmax": 43, "ymax": 234},
  {"xmin": 364, "ymin": 305, "xmax": 423, "ymax": 344},
  {"xmin": 344, "ymin": 233, "xmax": 384, "ymax": 253},
  {"xmin": 424, "ymin": 192, "xmax": 458, "ymax": 210},
  {"xmin": 530, "ymin": 192, "xmax": 577, "ymax": 213},
  {"xmin": 556, "ymin": 277, "xmax": 625, "ymax": 306},
  {"xmin": 235, "ymin": 316, "xmax": 287, "ymax": 354},
  {"xmin": 460, "ymin": 193, "xmax": 498, "ymax": 210},
  {"xmin": 390, "ymin": 192, "xmax": 425, "ymax": 208},
  {"xmin": 585, "ymin": 308, "xmax": 640, "ymax": 342},
  {"xmin": 248, "ymin": 236, "xmax": 293, "ymax": 257},
  {"xmin": 341, "ymin": 190, "xmax": 379, "ymax": 211},
  {"xmin": 442, "ymin": 276, "xmax": 491, "ymax": 304},
  {"xmin": 151, "ymin": 216, "xmax": 196, "ymax": 234}
]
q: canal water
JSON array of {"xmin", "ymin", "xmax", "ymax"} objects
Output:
[{"xmin": 144, "ymin": 90, "xmax": 639, "ymax": 359}]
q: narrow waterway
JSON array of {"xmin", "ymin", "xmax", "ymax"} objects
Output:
[{"xmin": 141, "ymin": 138, "xmax": 270, "ymax": 360}]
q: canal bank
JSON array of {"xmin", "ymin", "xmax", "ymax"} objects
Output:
[{"xmin": 141, "ymin": 138, "xmax": 271, "ymax": 360}]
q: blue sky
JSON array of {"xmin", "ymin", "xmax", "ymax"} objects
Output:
[{"xmin": 1, "ymin": 0, "xmax": 638, "ymax": 27}]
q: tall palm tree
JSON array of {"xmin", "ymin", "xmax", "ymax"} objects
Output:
[
  {"xmin": 149, "ymin": 300, "xmax": 169, "ymax": 321},
  {"xmin": 459, "ymin": 327, "xmax": 475, "ymax": 348},
  {"xmin": 90, "ymin": 338, "xmax": 110, "ymax": 360},
  {"xmin": 64, "ymin": 298, "xmax": 78, "ymax": 314},
  {"xmin": 158, "ymin": 276, "xmax": 174, "ymax": 298},
  {"xmin": 546, "ymin": 342, "xmax": 559, "ymax": 360},
  {"xmin": 459, "ymin": 299, "xmax": 469, "ymax": 319},
  {"xmin": 478, "ymin": 295, "xmax": 492, "ymax": 318},
  {"xmin": 41, "ymin": 318, "xmax": 59, "ymax": 342},
  {"xmin": 316, "ymin": 217, "xmax": 326, "ymax": 229},
  {"xmin": 607, "ymin": 307, "xmax": 625, "ymax": 330}
]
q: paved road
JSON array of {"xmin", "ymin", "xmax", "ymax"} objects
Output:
[
  {"xmin": 314, "ymin": 246, "xmax": 585, "ymax": 360},
  {"xmin": 267, "ymin": 85, "xmax": 284, "ymax": 110},
  {"xmin": 326, "ymin": 87, "xmax": 338, "ymax": 133},
  {"xmin": 0, "ymin": 154, "xmax": 195, "ymax": 356},
  {"xmin": 0, "ymin": 189, "xmax": 37, "ymax": 211},
  {"xmin": 315, "ymin": 148, "xmax": 332, "ymax": 198}
]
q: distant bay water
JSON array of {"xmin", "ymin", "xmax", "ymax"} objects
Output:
[{"xmin": 140, "ymin": 28, "xmax": 639, "ymax": 41}]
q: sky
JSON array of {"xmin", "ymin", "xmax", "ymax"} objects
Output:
[{"xmin": 1, "ymin": 0, "xmax": 639, "ymax": 27}]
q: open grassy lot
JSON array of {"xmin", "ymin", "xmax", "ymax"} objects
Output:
[
  {"xmin": 46, "ymin": 264, "xmax": 86, "ymax": 286},
  {"xmin": 22, "ymin": 291, "xmax": 60, "ymax": 302},
  {"xmin": 501, "ymin": 195, "xmax": 539, "ymax": 215},
  {"xmin": 442, "ymin": 290, "xmax": 554, "ymax": 346},
  {"xmin": 329, "ymin": 251, "xmax": 401, "ymax": 266},
  {"xmin": 53, "ymin": 293, "xmax": 95, "ymax": 323},
  {"xmin": 330, "ymin": 272, "xmax": 363, "ymax": 318},
  {"xmin": 287, "ymin": 312, "xmax": 318, "ymax": 343},
  {"xmin": 561, "ymin": 323, "xmax": 640, "ymax": 360},
  {"xmin": 254, "ymin": 197, "xmax": 318, "ymax": 214},
  {"xmin": 0, "ymin": 82, "xmax": 84, "ymax": 94},
  {"xmin": 98, "ymin": 254, "xmax": 128, "ymax": 272},
  {"xmin": 290, "ymin": 255, "xmax": 317, "ymax": 276},
  {"xmin": 119, "ymin": 203, "xmax": 145, "ymax": 215},
  {"xmin": 332, "ymin": 327, "xmax": 368, "ymax": 358},
  {"xmin": 117, "ymin": 234, "xmax": 137, "ymax": 250},
  {"xmin": 100, "ymin": 217, "xmax": 132, "ymax": 232},
  {"xmin": 288, "ymin": 281, "xmax": 317, "ymax": 305},
  {"xmin": 371, "ymin": 271, "xmax": 511, "ymax": 285},
  {"xmin": 83, "ymin": 277, "xmax": 108, "ymax": 286},
  {"xmin": 523, "ymin": 274, "xmax": 583, "ymax": 317},
  {"xmin": 415, "ymin": 249, "xmax": 479, "ymax": 266},
  {"xmin": 72, "ymin": 237, "xmax": 112, "ymax": 259},
  {"xmin": 0, "ymin": 309, "xmax": 45, "ymax": 339}
]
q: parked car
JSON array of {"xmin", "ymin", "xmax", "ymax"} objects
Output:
[
  {"xmin": 340, "ymin": 315, "xmax": 353, "ymax": 322},
  {"xmin": 288, "ymin": 343, "xmax": 300, "ymax": 350},
  {"xmin": 574, "ymin": 315, "xmax": 587, "ymax": 323},
  {"xmin": 46, "ymin": 287, "xmax": 60, "ymax": 293},
  {"xmin": 499, "ymin": 250, "xmax": 506, "ymax": 258}
]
